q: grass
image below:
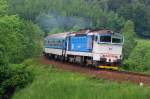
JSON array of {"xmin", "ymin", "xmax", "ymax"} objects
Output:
[{"xmin": 12, "ymin": 60, "xmax": 150, "ymax": 99}]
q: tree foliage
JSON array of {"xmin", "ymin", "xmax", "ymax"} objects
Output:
[
  {"xmin": 0, "ymin": 64, "xmax": 33, "ymax": 99},
  {"xmin": 124, "ymin": 40, "xmax": 150, "ymax": 72},
  {"xmin": 0, "ymin": 0, "xmax": 42, "ymax": 98},
  {"xmin": 7, "ymin": 0, "xmax": 150, "ymax": 38},
  {"xmin": 104, "ymin": 0, "xmax": 150, "ymax": 37},
  {"xmin": 0, "ymin": 0, "xmax": 8, "ymax": 15},
  {"xmin": 7, "ymin": 0, "xmax": 125, "ymax": 33},
  {"xmin": 0, "ymin": 16, "xmax": 43, "ymax": 64},
  {"xmin": 123, "ymin": 20, "xmax": 137, "ymax": 59}
]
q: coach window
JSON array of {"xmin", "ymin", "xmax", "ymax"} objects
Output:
[
  {"xmin": 48, "ymin": 40, "xmax": 51, "ymax": 45},
  {"xmin": 100, "ymin": 35, "xmax": 111, "ymax": 43}
]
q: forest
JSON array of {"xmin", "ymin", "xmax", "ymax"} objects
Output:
[{"xmin": 0, "ymin": 0, "xmax": 150, "ymax": 98}]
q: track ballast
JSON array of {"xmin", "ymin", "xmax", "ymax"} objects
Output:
[{"xmin": 40, "ymin": 57, "xmax": 150, "ymax": 85}]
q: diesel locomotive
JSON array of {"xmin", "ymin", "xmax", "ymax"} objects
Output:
[{"xmin": 43, "ymin": 29, "xmax": 124, "ymax": 69}]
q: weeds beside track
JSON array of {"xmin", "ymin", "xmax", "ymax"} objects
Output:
[{"xmin": 40, "ymin": 57, "xmax": 150, "ymax": 85}]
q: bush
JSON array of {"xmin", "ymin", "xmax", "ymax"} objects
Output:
[
  {"xmin": 0, "ymin": 15, "xmax": 44, "ymax": 64},
  {"xmin": 0, "ymin": 64, "xmax": 33, "ymax": 99},
  {"xmin": 123, "ymin": 20, "xmax": 137, "ymax": 59},
  {"xmin": 123, "ymin": 40, "xmax": 150, "ymax": 72}
]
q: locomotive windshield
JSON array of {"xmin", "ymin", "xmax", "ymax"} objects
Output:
[
  {"xmin": 100, "ymin": 35, "xmax": 111, "ymax": 43},
  {"xmin": 112, "ymin": 37, "xmax": 122, "ymax": 43},
  {"xmin": 98, "ymin": 35, "xmax": 123, "ymax": 44}
]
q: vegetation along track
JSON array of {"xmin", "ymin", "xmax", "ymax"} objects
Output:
[{"xmin": 40, "ymin": 57, "xmax": 150, "ymax": 85}]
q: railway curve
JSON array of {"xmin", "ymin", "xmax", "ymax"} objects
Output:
[{"xmin": 39, "ymin": 57, "xmax": 150, "ymax": 85}]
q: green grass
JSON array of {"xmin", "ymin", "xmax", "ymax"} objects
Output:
[{"xmin": 12, "ymin": 60, "xmax": 150, "ymax": 99}]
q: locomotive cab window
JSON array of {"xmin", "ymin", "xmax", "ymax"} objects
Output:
[
  {"xmin": 94, "ymin": 36, "xmax": 98, "ymax": 42},
  {"xmin": 100, "ymin": 35, "xmax": 111, "ymax": 43},
  {"xmin": 112, "ymin": 38, "xmax": 122, "ymax": 44}
]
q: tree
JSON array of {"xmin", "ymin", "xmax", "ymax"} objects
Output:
[
  {"xmin": 124, "ymin": 40, "xmax": 150, "ymax": 71},
  {"xmin": 0, "ymin": 0, "xmax": 8, "ymax": 15},
  {"xmin": 123, "ymin": 20, "xmax": 137, "ymax": 59},
  {"xmin": 0, "ymin": 1, "xmax": 35, "ymax": 98},
  {"xmin": 7, "ymin": 0, "xmax": 124, "ymax": 32},
  {"xmin": 0, "ymin": 15, "xmax": 43, "ymax": 64}
]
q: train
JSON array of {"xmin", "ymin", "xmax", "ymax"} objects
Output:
[{"xmin": 43, "ymin": 29, "xmax": 124, "ymax": 69}]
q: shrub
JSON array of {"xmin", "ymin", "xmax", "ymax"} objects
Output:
[
  {"xmin": 124, "ymin": 40, "xmax": 150, "ymax": 72},
  {"xmin": 123, "ymin": 20, "xmax": 137, "ymax": 59},
  {"xmin": 0, "ymin": 64, "xmax": 33, "ymax": 99}
]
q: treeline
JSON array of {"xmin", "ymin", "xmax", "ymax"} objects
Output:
[
  {"xmin": 86, "ymin": 0, "xmax": 150, "ymax": 38},
  {"xmin": 105, "ymin": 0, "xmax": 150, "ymax": 38},
  {"xmin": 6, "ymin": 0, "xmax": 150, "ymax": 38},
  {"xmin": 7, "ymin": 0, "xmax": 125, "ymax": 33}
]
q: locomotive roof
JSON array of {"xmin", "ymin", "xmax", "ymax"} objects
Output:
[
  {"xmin": 45, "ymin": 29, "xmax": 122, "ymax": 39},
  {"xmin": 91, "ymin": 30, "xmax": 113, "ymax": 34},
  {"xmin": 73, "ymin": 29, "xmax": 114, "ymax": 35}
]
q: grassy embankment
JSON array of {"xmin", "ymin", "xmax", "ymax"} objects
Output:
[{"xmin": 12, "ymin": 60, "xmax": 150, "ymax": 99}]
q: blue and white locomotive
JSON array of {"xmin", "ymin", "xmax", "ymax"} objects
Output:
[{"xmin": 44, "ymin": 29, "xmax": 123, "ymax": 69}]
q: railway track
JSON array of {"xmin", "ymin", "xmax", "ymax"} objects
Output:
[
  {"xmin": 40, "ymin": 57, "xmax": 150, "ymax": 85},
  {"xmin": 94, "ymin": 69, "xmax": 150, "ymax": 85}
]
